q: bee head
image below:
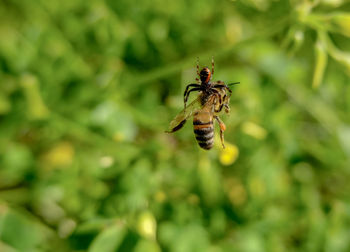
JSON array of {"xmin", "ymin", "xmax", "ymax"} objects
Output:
[{"xmin": 200, "ymin": 67, "xmax": 211, "ymax": 83}]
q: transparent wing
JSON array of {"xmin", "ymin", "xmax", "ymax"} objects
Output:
[{"xmin": 168, "ymin": 96, "xmax": 202, "ymax": 131}]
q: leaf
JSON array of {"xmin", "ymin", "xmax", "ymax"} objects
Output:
[
  {"xmin": 320, "ymin": 31, "xmax": 350, "ymax": 75},
  {"xmin": 88, "ymin": 223, "xmax": 126, "ymax": 252},
  {"xmin": 137, "ymin": 211, "xmax": 157, "ymax": 240},
  {"xmin": 0, "ymin": 209, "xmax": 50, "ymax": 251},
  {"xmin": 134, "ymin": 239, "xmax": 161, "ymax": 252},
  {"xmin": 311, "ymin": 12, "xmax": 350, "ymax": 38},
  {"xmin": 20, "ymin": 73, "xmax": 50, "ymax": 120},
  {"xmin": 312, "ymin": 37, "xmax": 328, "ymax": 89}
]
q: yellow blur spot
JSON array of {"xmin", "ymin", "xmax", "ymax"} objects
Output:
[
  {"xmin": 219, "ymin": 142, "xmax": 239, "ymax": 166},
  {"xmin": 100, "ymin": 156, "xmax": 114, "ymax": 168},
  {"xmin": 249, "ymin": 176, "xmax": 266, "ymax": 198},
  {"xmin": 137, "ymin": 211, "xmax": 157, "ymax": 240},
  {"xmin": 42, "ymin": 142, "xmax": 74, "ymax": 168},
  {"xmin": 113, "ymin": 132, "xmax": 125, "ymax": 142},
  {"xmin": 0, "ymin": 203, "xmax": 9, "ymax": 215},
  {"xmin": 154, "ymin": 191, "xmax": 166, "ymax": 203},
  {"xmin": 224, "ymin": 178, "xmax": 246, "ymax": 206},
  {"xmin": 225, "ymin": 17, "xmax": 242, "ymax": 44},
  {"xmin": 242, "ymin": 121, "xmax": 267, "ymax": 140}
]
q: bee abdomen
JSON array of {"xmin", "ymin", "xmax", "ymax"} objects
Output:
[{"xmin": 193, "ymin": 120, "xmax": 214, "ymax": 150}]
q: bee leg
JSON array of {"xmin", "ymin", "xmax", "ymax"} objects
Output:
[
  {"xmin": 184, "ymin": 84, "xmax": 201, "ymax": 108},
  {"xmin": 211, "ymin": 56, "xmax": 214, "ymax": 76},
  {"xmin": 184, "ymin": 87, "xmax": 202, "ymax": 108},
  {"xmin": 212, "ymin": 93, "xmax": 222, "ymax": 113},
  {"xmin": 165, "ymin": 119, "xmax": 187, "ymax": 133},
  {"xmin": 212, "ymin": 83, "xmax": 232, "ymax": 94},
  {"xmin": 224, "ymin": 104, "xmax": 230, "ymax": 113},
  {"xmin": 215, "ymin": 116, "xmax": 226, "ymax": 149},
  {"xmin": 214, "ymin": 104, "xmax": 224, "ymax": 113},
  {"xmin": 221, "ymin": 94, "xmax": 227, "ymax": 104},
  {"xmin": 222, "ymin": 94, "xmax": 231, "ymax": 114},
  {"xmin": 211, "ymin": 89, "xmax": 222, "ymax": 105},
  {"xmin": 212, "ymin": 81, "xmax": 232, "ymax": 92}
]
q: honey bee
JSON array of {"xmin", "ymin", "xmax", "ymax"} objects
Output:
[{"xmin": 166, "ymin": 57, "xmax": 239, "ymax": 150}]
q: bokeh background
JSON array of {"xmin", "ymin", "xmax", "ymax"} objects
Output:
[{"xmin": 1, "ymin": 0, "xmax": 350, "ymax": 251}]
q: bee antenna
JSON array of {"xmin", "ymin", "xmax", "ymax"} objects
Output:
[{"xmin": 227, "ymin": 82, "xmax": 240, "ymax": 86}]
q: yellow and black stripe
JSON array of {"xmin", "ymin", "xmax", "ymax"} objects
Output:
[{"xmin": 193, "ymin": 119, "xmax": 214, "ymax": 150}]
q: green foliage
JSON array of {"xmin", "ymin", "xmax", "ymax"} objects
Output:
[{"xmin": 1, "ymin": 0, "xmax": 350, "ymax": 251}]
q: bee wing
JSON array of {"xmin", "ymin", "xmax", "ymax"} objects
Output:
[{"xmin": 168, "ymin": 96, "xmax": 202, "ymax": 130}]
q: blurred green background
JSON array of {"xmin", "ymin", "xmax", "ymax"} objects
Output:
[{"xmin": 1, "ymin": 0, "xmax": 350, "ymax": 251}]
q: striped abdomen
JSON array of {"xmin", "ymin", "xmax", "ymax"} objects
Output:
[{"xmin": 193, "ymin": 111, "xmax": 214, "ymax": 150}]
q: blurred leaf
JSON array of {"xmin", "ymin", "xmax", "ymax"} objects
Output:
[
  {"xmin": 0, "ymin": 208, "xmax": 52, "ymax": 251},
  {"xmin": 241, "ymin": 121, "xmax": 267, "ymax": 140},
  {"xmin": 312, "ymin": 37, "xmax": 328, "ymax": 89},
  {"xmin": 166, "ymin": 224, "xmax": 210, "ymax": 252},
  {"xmin": 0, "ymin": 144, "xmax": 33, "ymax": 187},
  {"xmin": 320, "ymin": 31, "xmax": 350, "ymax": 75},
  {"xmin": 310, "ymin": 12, "xmax": 350, "ymax": 38},
  {"xmin": 137, "ymin": 211, "xmax": 157, "ymax": 240},
  {"xmin": 90, "ymin": 101, "xmax": 137, "ymax": 141},
  {"xmin": 88, "ymin": 223, "xmax": 126, "ymax": 252},
  {"xmin": 197, "ymin": 155, "xmax": 223, "ymax": 205},
  {"xmin": 0, "ymin": 0, "xmax": 350, "ymax": 251},
  {"xmin": 0, "ymin": 94, "xmax": 11, "ymax": 114},
  {"xmin": 337, "ymin": 125, "xmax": 350, "ymax": 157},
  {"xmin": 134, "ymin": 239, "xmax": 161, "ymax": 252},
  {"xmin": 20, "ymin": 73, "xmax": 50, "ymax": 120},
  {"xmin": 0, "ymin": 241, "xmax": 16, "ymax": 252}
]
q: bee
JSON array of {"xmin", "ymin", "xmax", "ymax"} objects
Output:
[{"xmin": 166, "ymin": 57, "xmax": 239, "ymax": 150}]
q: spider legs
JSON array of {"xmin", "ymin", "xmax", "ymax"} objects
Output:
[
  {"xmin": 184, "ymin": 83, "xmax": 200, "ymax": 106},
  {"xmin": 211, "ymin": 56, "xmax": 214, "ymax": 76},
  {"xmin": 184, "ymin": 84, "xmax": 200, "ymax": 96},
  {"xmin": 184, "ymin": 87, "xmax": 203, "ymax": 108}
]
